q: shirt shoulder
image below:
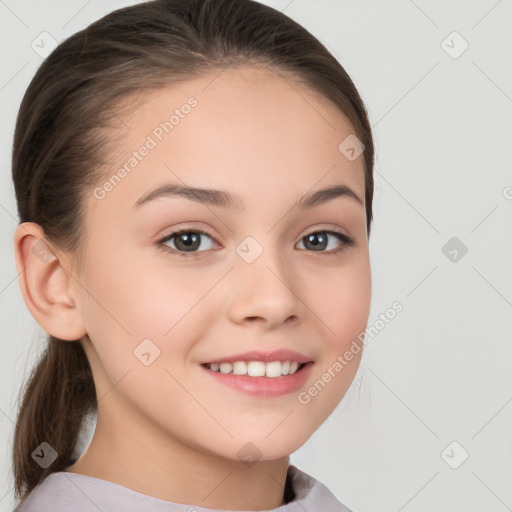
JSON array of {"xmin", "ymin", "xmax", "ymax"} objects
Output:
[
  {"xmin": 12, "ymin": 472, "xmax": 189, "ymax": 512},
  {"xmin": 13, "ymin": 465, "xmax": 352, "ymax": 512},
  {"xmin": 286, "ymin": 465, "xmax": 353, "ymax": 511}
]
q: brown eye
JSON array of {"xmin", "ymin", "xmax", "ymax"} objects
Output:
[
  {"xmin": 297, "ymin": 230, "xmax": 355, "ymax": 254},
  {"xmin": 157, "ymin": 229, "xmax": 216, "ymax": 257}
]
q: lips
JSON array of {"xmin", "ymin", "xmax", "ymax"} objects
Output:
[
  {"xmin": 200, "ymin": 359, "xmax": 314, "ymax": 397},
  {"xmin": 201, "ymin": 349, "xmax": 313, "ymax": 365}
]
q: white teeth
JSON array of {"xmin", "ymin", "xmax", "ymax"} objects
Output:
[
  {"xmin": 264, "ymin": 361, "xmax": 282, "ymax": 378},
  {"xmin": 289, "ymin": 361, "xmax": 299, "ymax": 374},
  {"xmin": 233, "ymin": 361, "xmax": 247, "ymax": 375},
  {"xmin": 206, "ymin": 360, "xmax": 304, "ymax": 377},
  {"xmin": 219, "ymin": 362, "xmax": 232, "ymax": 374},
  {"xmin": 248, "ymin": 361, "xmax": 266, "ymax": 377}
]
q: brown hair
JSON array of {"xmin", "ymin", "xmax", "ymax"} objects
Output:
[{"xmin": 11, "ymin": 0, "xmax": 375, "ymax": 503}]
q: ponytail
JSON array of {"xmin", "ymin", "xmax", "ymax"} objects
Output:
[{"xmin": 12, "ymin": 336, "xmax": 96, "ymax": 502}]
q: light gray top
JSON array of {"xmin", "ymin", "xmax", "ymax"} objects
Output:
[{"xmin": 13, "ymin": 464, "xmax": 352, "ymax": 512}]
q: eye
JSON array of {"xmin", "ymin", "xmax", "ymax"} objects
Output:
[
  {"xmin": 296, "ymin": 230, "xmax": 355, "ymax": 255},
  {"xmin": 157, "ymin": 228, "xmax": 218, "ymax": 257},
  {"xmin": 156, "ymin": 228, "xmax": 355, "ymax": 258}
]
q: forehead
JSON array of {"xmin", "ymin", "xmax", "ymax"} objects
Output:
[{"xmin": 89, "ymin": 65, "xmax": 365, "ymax": 219}]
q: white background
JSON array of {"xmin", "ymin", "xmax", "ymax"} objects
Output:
[{"xmin": 1, "ymin": 0, "xmax": 511, "ymax": 511}]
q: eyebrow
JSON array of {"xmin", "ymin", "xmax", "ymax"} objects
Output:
[{"xmin": 133, "ymin": 183, "xmax": 363, "ymax": 210}]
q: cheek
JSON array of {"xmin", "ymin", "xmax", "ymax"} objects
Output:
[
  {"xmin": 128, "ymin": 263, "xmax": 222, "ymax": 345},
  {"xmin": 309, "ymin": 255, "xmax": 372, "ymax": 348},
  {"xmin": 80, "ymin": 250, "xmax": 216, "ymax": 370},
  {"xmin": 85, "ymin": 246, "xmax": 205, "ymax": 331},
  {"xmin": 78, "ymin": 252, "xmax": 201, "ymax": 414},
  {"xmin": 296, "ymin": 260, "xmax": 370, "ymax": 423}
]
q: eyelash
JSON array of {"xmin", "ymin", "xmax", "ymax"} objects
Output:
[{"xmin": 156, "ymin": 227, "xmax": 356, "ymax": 258}]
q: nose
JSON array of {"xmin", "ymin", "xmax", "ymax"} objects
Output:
[{"xmin": 227, "ymin": 248, "xmax": 305, "ymax": 329}]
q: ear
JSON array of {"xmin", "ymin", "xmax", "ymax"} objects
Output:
[{"xmin": 13, "ymin": 222, "xmax": 87, "ymax": 341}]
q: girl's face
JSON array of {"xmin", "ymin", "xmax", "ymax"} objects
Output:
[{"xmin": 75, "ymin": 65, "xmax": 371, "ymax": 465}]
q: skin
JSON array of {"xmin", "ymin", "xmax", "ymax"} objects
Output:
[{"xmin": 14, "ymin": 65, "xmax": 371, "ymax": 510}]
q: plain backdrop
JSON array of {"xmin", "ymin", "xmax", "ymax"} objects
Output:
[{"xmin": 1, "ymin": 1, "xmax": 511, "ymax": 511}]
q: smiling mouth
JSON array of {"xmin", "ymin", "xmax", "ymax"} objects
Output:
[{"xmin": 201, "ymin": 360, "xmax": 310, "ymax": 378}]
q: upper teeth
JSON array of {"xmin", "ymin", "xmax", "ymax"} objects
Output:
[{"xmin": 207, "ymin": 361, "xmax": 302, "ymax": 377}]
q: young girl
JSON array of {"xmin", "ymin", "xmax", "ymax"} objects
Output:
[{"xmin": 11, "ymin": 0, "xmax": 374, "ymax": 510}]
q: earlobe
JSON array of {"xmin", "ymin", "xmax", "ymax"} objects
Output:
[{"xmin": 13, "ymin": 222, "xmax": 87, "ymax": 341}]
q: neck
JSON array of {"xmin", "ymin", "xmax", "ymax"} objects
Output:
[{"xmin": 66, "ymin": 409, "xmax": 291, "ymax": 510}]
